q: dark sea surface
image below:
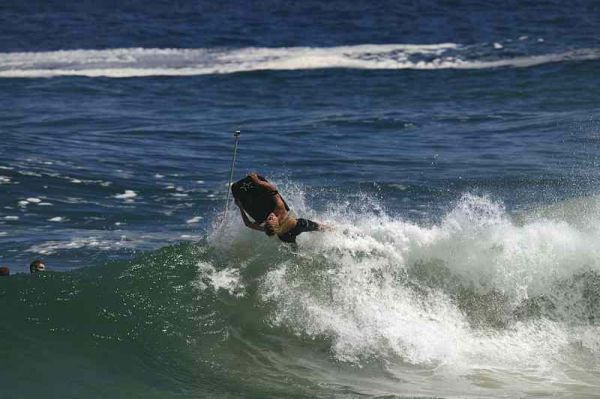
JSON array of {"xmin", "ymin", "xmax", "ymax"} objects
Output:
[{"xmin": 1, "ymin": 1, "xmax": 600, "ymax": 398}]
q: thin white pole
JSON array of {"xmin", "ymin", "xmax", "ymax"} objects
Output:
[{"xmin": 223, "ymin": 130, "xmax": 241, "ymax": 221}]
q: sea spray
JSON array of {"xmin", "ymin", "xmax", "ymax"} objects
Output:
[{"xmin": 254, "ymin": 192, "xmax": 600, "ymax": 388}]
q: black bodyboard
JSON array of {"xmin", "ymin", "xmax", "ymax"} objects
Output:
[{"xmin": 231, "ymin": 175, "xmax": 290, "ymax": 224}]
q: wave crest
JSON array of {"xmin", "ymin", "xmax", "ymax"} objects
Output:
[
  {"xmin": 1, "ymin": 44, "xmax": 599, "ymax": 78},
  {"xmin": 255, "ymin": 193, "xmax": 600, "ymax": 372}
]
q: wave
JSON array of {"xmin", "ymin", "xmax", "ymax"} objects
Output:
[
  {"xmin": 251, "ymin": 194, "xmax": 600, "ymax": 364},
  {"xmin": 0, "ymin": 44, "xmax": 599, "ymax": 78},
  {"xmin": 210, "ymin": 191, "xmax": 600, "ymax": 395},
  {"xmin": 2, "ymin": 192, "xmax": 600, "ymax": 397}
]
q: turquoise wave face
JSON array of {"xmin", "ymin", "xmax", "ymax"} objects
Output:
[{"xmin": 0, "ymin": 241, "xmax": 343, "ymax": 398}]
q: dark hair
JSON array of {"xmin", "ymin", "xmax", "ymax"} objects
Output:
[
  {"xmin": 0, "ymin": 266, "xmax": 9, "ymax": 276},
  {"xmin": 30, "ymin": 259, "xmax": 45, "ymax": 273}
]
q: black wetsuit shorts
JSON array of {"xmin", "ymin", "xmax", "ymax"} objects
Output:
[{"xmin": 278, "ymin": 218, "xmax": 320, "ymax": 243}]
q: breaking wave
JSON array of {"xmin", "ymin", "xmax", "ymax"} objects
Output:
[
  {"xmin": 1, "ymin": 44, "xmax": 599, "ymax": 78},
  {"xmin": 3, "ymin": 191, "xmax": 600, "ymax": 397}
]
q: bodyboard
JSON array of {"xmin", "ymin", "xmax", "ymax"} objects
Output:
[{"xmin": 231, "ymin": 175, "xmax": 290, "ymax": 224}]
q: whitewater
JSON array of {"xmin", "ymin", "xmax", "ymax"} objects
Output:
[
  {"xmin": 1, "ymin": 44, "xmax": 599, "ymax": 78},
  {"xmin": 194, "ymin": 189, "xmax": 600, "ymax": 397}
]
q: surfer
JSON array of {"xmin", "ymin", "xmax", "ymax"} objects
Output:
[
  {"xmin": 30, "ymin": 259, "xmax": 45, "ymax": 273},
  {"xmin": 234, "ymin": 173, "xmax": 326, "ymax": 243}
]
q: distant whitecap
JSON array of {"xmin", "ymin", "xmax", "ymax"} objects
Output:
[
  {"xmin": 0, "ymin": 45, "xmax": 598, "ymax": 78},
  {"xmin": 115, "ymin": 190, "xmax": 137, "ymax": 199},
  {"xmin": 186, "ymin": 216, "xmax": 203, "ymax": 224}
]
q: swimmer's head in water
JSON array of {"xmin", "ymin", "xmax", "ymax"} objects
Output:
[
  {"xmin": 30, "ymin": 259, "xmax": 45, "ymax": 273},
  {"xmin": 264, "ymin": 213, "xmax": 279, "ymax": 236}
]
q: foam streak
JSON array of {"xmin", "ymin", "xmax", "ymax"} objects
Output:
[{"xmin": 0, "ymin": 45, "xmax": 598, "ymax": 78}]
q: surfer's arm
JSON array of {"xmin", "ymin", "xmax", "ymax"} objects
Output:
[
  {"xmin": 248, "ymin": 173, "xmax": 277, "ymax": 192},
  {"xmin": 236, "ymin": 200, "xmax": 264, "ymax": 231}
]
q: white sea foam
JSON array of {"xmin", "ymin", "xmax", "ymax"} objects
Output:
[
  {"xmin": 180, "ymin": 234, "xmax": 202, "ymax": 239},
  {"xmin": 186, "ymin": 216, "xmax": 203, "ymax": 224},
  {"xmin": 19, "ymin": 170, "xmax": 42, "ymax": 177},
  {"xmin": 48, "ymin": 216, "xmax": 65, "ymax": 222},
  {"xmin": 0, "ymin": 45, "xmax": 598, "ymax": 78},
  {"xmin": 194, "ymin": 261, "xmax": 245, "ymax": 297},
  {"xmin": 27, "ymin": 236, "xmax": 136, "ymax": 255},
  {"xmin": 114, "ymin": 190, "xmax": 137, "ymax": 199},
  {"xmin": 250, "ymin": 192, "xmax": 600, "ymax": 386}
]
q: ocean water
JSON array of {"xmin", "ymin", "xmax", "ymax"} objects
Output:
[{"xmin": 1, "ymin": 1, "xmax": 600, "ymax": 397}]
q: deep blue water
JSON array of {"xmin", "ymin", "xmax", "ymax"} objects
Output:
[
  {"xmin": 1, "ymin": 0, "xmax": 599, "ymax": 51},
  {"xmin": 1, "ymin": 1, "xmax": 600, "ymax": 398}
]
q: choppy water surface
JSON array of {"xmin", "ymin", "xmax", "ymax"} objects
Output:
[{"xmin": 1, "ymin": 1, "xmax": 600, "ymax": 398}]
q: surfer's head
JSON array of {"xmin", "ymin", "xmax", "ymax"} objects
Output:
[
  {"xmin": 0, "ymin": 266, "xmax": 9, "ymax": 276},
  {"xmin": 30, "ymin": 259, "xmax": 45, "ymax": 274},
  {"xmin": 264, "ymin": 213, "xmax": 279, "ymax": 236}
]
